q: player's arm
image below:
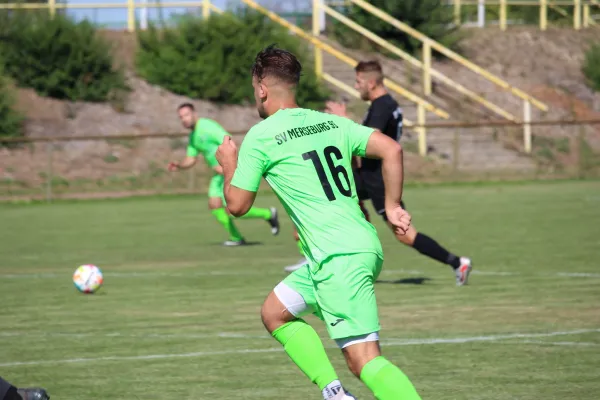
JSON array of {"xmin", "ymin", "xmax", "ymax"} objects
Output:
[
  {"xmin": 216, "ymin": 135, "xmax": 264, "ymax": 217},
  {"xmin": 169, "ymin": 128, "xmax": 201, "ymax": 171},
  {"xmin": 346, "ymin": 116, "xmax": 410, "ymax": 233},
  {"xmin": 364, "ymin": 131, "xmax": 410, "ymax": 233},
  {"xmin": 363, "ymin": 131, "xmax": 403, "ymax": 206},
  {"xmin": 167, "ymin": 155, "xmax": 197, "ymax": 171},
  {"xmin": 223, "ymin": 169, "xmax": 256, "ymax": 217}
]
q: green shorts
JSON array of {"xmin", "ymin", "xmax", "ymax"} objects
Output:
[
  {"xmin": 278, "ymin": 252, "xmax": 383, "ymax": 340},
  {"xmin": 208, "ymin": 175, "xmax": 225, "ymax": 200}
]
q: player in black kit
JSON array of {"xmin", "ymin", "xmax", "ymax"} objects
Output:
[{"xmin": 288, "ymin": 60, "xmax": 472, "ymax": 286}]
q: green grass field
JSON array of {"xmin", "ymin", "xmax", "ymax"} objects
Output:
[{"xmin": 1, "ymin": 180, "xmax": 600, "ymax": 399}]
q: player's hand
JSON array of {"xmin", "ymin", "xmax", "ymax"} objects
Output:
[
  {"xmin": 325, "ymin": 101, "xmax": 347, "ymax": 117},
  {"xmin": 216, "ymin": 136, "xmax": 238, "ymax": 169},
  {"xmin": 386, "ymin": 206, "xmax": 412, "ymax": 236},
  {"xmin": 167, "ymin": 162, "xmax": 179, "ymax": 172}
]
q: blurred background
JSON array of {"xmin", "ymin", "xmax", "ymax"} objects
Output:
[
  {"xmin": 0, "ymin": 0, "xmax": 599, "ymax": 201},
  {"xmin": 2, "ymin": 2, "xmax": 600, "ymax": 399}
]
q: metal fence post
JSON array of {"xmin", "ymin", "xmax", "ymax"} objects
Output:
[
  {"xmin": 140, "ymin": 0, "xmax": 148, "ymax": 30},
  {"xmin": 313, "ymin": 0, "xmax": 323, "ymax": 78},
  {"xmin": 577, "ymin": 124, "xmax": 585, "ymax": 178},
  {"xmin": 477, "ymin": 0, "xmax": 485, "ymax": 28},
  {"xmin": 423, "ymin": 41, "xmax": 432, "ymax": 95},
  {"xmin": 500, "ymin": 0, "xmax": 507, "ymax": 30},
  {"xmin": 417, "ymin": 104, "xmax": 427, "ymax": 156},
  {"xmin": 453, "ymin": 129, "xmax": 460, "ymax": 173},
  {"xmin": 574, "ymin": 0, "xmax": 581, "ymax": 30},
  {"xmin": 540, "ymin": 0, "xmax": 548, "ymax": 30},
  {"xmin": 127, "ymin": 0, "xmax": 136, "ymax": 32},
  {"xmin": 46, "ymin": 142, "xmax": 54, "ymax": 202},
  {"xmin": 454, "ymin": 0, "xmax": 462, "ymax": 26},
  {"xmin": 48, "ymin": 0, "xmax": 56, "ymax": 17},
  {"xmin": 203, "ymin": 0, "xmax": 211, "ymax": 19},
  {"xmin": 523, "ymin": 100, "xmax": 532, "ymax": 153}
]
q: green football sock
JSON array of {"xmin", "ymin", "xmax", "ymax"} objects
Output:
[
  {"xmin": 272, "ymin": 320, "xmax": 339, "ymax": 391},
  {"xmin": 296, "ymin": 240, "xmax": 304, "ymax": 256},
  {"xmin": 212, "ymin": 208, "xmax": 244, "ymax": 242},
  {"xmin": 238, "ymin": 207, "xmax": 271, "ymax": 220},
  {"xmin": 360, "ymin": 356, "xmax": 421, "ymax": 400}
]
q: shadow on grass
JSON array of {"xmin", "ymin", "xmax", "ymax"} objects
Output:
[{"xmin": 376, "ymin": 277, "xmax": 431, "ymax": 285}]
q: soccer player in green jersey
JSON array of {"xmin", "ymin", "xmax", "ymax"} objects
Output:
[
  {"xmin": 168, "ymin": 103, "xmax": 280, "ymax": 246},
  {"xmin": 215, "ymin": 46, "xmax": 422, "ymax": 400}
]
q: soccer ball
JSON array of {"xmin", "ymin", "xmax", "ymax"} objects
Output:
[{"xmin": 73, "ymin": 264, "xmax": 104, "ymax": 294}]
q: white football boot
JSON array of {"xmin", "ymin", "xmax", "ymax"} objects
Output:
[{"xmin": 455, "ymin": 257, "xmax": 472, "ymax": 286}]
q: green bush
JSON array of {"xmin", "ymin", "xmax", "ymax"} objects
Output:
[
  {"xmin": 583, "ymin": 42, "xmax": 600, "ymax": 92},
  {"xmin": 330, "ymin": 0, "xmax": 463, "ymax": 57},
  {"xmin": 0, "ymin": 12, "xmax": 127, "ymax": 102},
  {"xmin": 0, "ymin": 68, "xmax": 24, "ymax": 141},
  {"xmin": 136, "ymin": 11, "xmax": 330, "ymax": 110}
]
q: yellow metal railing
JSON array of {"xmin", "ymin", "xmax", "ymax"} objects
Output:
[
  {"xmin": 241, "ymin": 0, "xmax": 451, "ymax": 155},
  {"xmin": 322, "ymin": 3, "xmax": 516, "ymax": 121},
  {"xmin": 241, "ymin": 0, "xmax": 446, "ymax": 116},
  {"xmin": 326, "ymin": 0, "xmax": 551, "ymax": 153},
  {"xmin": 0, "ymin": 0, "xmax": 446, "ymax": 154},
  {"xmin": 453, "ymin": 0, "xmax": 600, "ymax": 30}
]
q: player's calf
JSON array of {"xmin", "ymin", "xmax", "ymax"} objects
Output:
[
  {"xmin": 338, "ymin": 339, "xmax": 422, "ymax": 400},
  {"xmin": 263, "ymin": 286, "xmax": 358, "ymax": 400},
  {"xmin": 339, "ymin": 335, "xmax": 381, "ymax": 377}
]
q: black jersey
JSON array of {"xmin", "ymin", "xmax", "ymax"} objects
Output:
[{"xmin": 361, "ymin": 93, "xmax": 403, "ymax": 172}]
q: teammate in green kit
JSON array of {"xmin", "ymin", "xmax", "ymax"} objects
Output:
[
  {"xmin": 216, "ymin": 46, "xmax": 422, "ymax": 400},
  {"xmin": 168, "ymin": 103, "xmax": 280, "ymax": 246}
]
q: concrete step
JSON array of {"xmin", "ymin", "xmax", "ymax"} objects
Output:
[{"xmin": 315, "ymin": 37, "xmax": 536, "ymax": 170}]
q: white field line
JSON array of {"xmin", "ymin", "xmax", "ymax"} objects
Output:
[
  {"xmin": 518, "ymin": 340, "xmax": 600, "ymax": 347},
  {"xmin": 556, "ymin": 272, "xmax": 600, "ymax": 278},
  {"xmin": 3, "ymin": 328, "xmax": 599, "ymax": 343},
  {"xmin": 1, "ymin": 328, "xmax": 598, "ymax": 368},
  {"xmin": 382, "ymin": 328, "xmax": 600, "ymax": 345}
]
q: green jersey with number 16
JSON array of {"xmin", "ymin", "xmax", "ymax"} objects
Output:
[{"xmin": 231, "ymin": 108, "xmax": 383, "ymax": 268}]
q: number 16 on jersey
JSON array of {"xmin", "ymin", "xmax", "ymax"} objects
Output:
[{"xmin": 303, "ymin": 146, "xmax": 352, "ymax": 201}]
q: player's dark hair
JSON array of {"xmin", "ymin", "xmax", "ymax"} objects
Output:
[
  {"xmin": 252, "ymin": 44, "xmax": 302, "ymax": 85},
  {"xmin": 355, "ymin": 60, "xmax": 384, "ymax": 84},
  {"xmin": 178, "ymin": 102, "xmax": 195, "ymax": 112}
]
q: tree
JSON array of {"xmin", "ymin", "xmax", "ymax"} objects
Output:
[
  {"xmin": 136, "ymin": 10, "xmax": 330, "ymax": 110},
  {"xmin": 0, "ymin": 11, "xmax": 127, "ymax": 102},
  {"xmin": 330, "ymin": 0, "xmax": 463, "ymax": 57},
  {"xmin": 583, "ymin": 41, "xmax": 600, "ymax": 92},
  {"xmin": 0, "ymin": 66, "xmax": 24, "ymax": 142}
]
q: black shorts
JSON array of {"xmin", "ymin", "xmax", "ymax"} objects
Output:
[{"xmin": 354, "ymin": 169, "xmax": 406, "ymax": 221}]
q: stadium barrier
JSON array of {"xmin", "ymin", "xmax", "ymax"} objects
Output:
[
  {"xmin": 0, "ymin": 0, "xmax": 553, "ymax": 156},
  {"xmin": 452, "ymin": 0, "xmax": 600, "ymax": 30},
  {"xmin": 1, "ymin": 119, "xmax": 598, "ymax": 202}
]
